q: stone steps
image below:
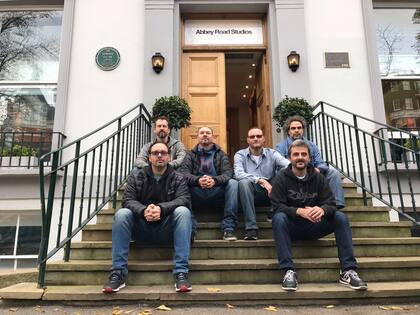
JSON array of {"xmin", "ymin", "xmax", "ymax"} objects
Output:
[
  {"xmin": 3, "ymin": 281, "xmax": 420, "ymax": 305},
  {"xmin": 44, "ymin": 257, "xmax": 420, "ymax": 285},
  {"xmin": 69, "ymin": 238, "xmax": 420, "ymax": 260},
  {"xmin": 81, "ymin": 221, "xmax": 412, "ymax": 241}
]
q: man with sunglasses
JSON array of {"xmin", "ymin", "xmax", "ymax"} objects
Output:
[
  {"xmin": 275, "ymin": 115, "xmax": 345, "ymax": 209},
  {"xmin": 179, "ymin": 126, "xmax": 239, "ymax": 241},
  {"xmin": 135, "ymin": 116, "xmax": 186, "ymax": 169},
  {"xmin": 234, "ymin": 127, "xmax": 289, "ymax": 240},
  {"xmin": 103, "ymin": 142, "xmax": 193, "ymax": 294}
]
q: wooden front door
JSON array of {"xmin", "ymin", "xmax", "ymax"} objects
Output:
[
  {"xmin": 181, "ymin": 52, "xmax": 227, "ymax": 151},
  {"xmin": 255, "ymin": 54, "xmax": 272, "ymax": 147}
]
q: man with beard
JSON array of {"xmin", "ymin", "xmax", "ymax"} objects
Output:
[
  {"xmin": 275, "ymin": 115, "xmax": 345, "ymax": 209},
  {"xmin": 135, "ymin": 116, "xmax": 186, "ymax": 169},
  {"xmin": 270, "ymin": 139, "xmax": 367, "ymax": 292},
  {"xmin": 103, "ymin": 142, "xmax": 193, "ymax": 293},
  {"xmin": 179, "ymin": 126, "xmax": 239, "ymax": 241},
  {"xmin": 234, "ymin": 127, "xmax": 289, "ymax": 240}
]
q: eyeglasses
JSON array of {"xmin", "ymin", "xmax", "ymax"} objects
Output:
[
  {"xmin": 150, "ymin": 151, "xmax": 169, "ymax": 157},
  {"xmin": 290, "ymin": 126, "xmax": 303, "ymax": 130},
  {"xmin": 248, "ymin": 134, "xmax": 263, "ymax": 139}
]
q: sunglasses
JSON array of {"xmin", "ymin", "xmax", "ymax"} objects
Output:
[
  {"xmin": 150, "ymin": 151, "xmax": 169, "ymax": 157},
  {"xmin": 248, "ymin": 135, "xmax": 263, "ymax": 139}
]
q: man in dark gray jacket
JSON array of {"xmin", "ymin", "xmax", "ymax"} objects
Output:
[
  {"xmin": 135, "ymin": 116, "xmax": 186, "ymax": 169},
  {"xmin": 103, "ymin": 142, "xmax": 193, "ymax": 294},
  {"xmin": 179, "ymin": 126, "xmax": 239, "ymax": 241}
]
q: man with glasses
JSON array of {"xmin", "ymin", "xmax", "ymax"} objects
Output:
[
  {"xmin": 103, "ymin": 142, "xmax": 193, "ymax": 293},
  {"xmin": 179, "ymin": 126, "xmax": 239, "ymax": 241},
  {"xmin": 135, "ymin": 116, "xmax": 186, "ymax": 169},
  {"xmin": 275, "ymin": 115, "xmax": 345, "ymax": 209},
  {"xmin": 234, "ymin": 127, "xmax": 289, "ymax": 240}
]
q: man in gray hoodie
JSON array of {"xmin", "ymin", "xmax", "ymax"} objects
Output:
[{"xmin": 135, "ymin": 116, "xmax": 186, "ymax": 169}]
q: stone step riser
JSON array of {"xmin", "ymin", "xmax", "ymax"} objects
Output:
[
  {"xmin": 70, "ymin": 243, "xmax": 420, "ymax": 260},
  {"xmin": 82, "ymin": 226, "xmax": 411, "ymax": 241},
  {"xmin": 44, "ymin": 266, "xmax": 420, "ymax": 286}
]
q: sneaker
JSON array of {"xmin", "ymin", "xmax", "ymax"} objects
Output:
[
  {"xmin": 339, "ymin": 269, "xmax": 368, "ymax": 291},
  {"xmin": 244, "ymin": 229, "xmax": 258, "ymax": 240},
  {"xmin": 102, "ymin": 270, "xmax": 126, "ymax": 293},
  {"xmin": 282, "ymin": 269, "xmax": 298, "ymax": 291},
  {"xmin": 223, "ymin": 230, "xmax": 237, "ymax": 241},
  {"xmin": 174, "ymin": 272, "xmax": 192, "ymax": 292}
]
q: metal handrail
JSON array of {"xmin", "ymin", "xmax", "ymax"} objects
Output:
[
  {"xmin": 309, "ymin": 101, "xmax": 420, "ymax": 235},
  {"xmin": 37, "ymin": 104, "xmax": 152, "ymax": 288}
]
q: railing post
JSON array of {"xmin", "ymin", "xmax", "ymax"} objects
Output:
[
  {"xmin": 353, "ymin": 115, "xmax": 368, "ymax": 206},
  {"xmin": 320, "ymin": 102, "xmax": 329, "ymax": 162},
  {"xmin": 64, "ymin": 141, "xmax": 81, "ymax": 262},
  {"xmin": 113, "ymin": 118, "xmax": 122, "ymax": 209},
  {"xmin": 37, "ymin": 151, "xmax": 59, "ymax": 288}
]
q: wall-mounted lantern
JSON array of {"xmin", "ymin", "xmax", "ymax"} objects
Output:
[
  {"xmin": 287, "ymin": 51, "xmax": 300, "ymax": 72},
  {"xmin": 152, "ymin": 52, "xmax": 165, "ymax": 74}
]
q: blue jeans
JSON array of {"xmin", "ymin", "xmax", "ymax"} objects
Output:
[
  {"xmin": 191, "ymin": 179, "xmax": 238, "ymax": 231},
  {"xmin": 238, "ymin": 179, "xmax": 271, "ymax": 230},
  {"xmin": 326, "ymin": 166, "xmax": 345, "ymax": 208},
  {"xmin": 272, "ymin": 211, "xmax": 357, "ymax": 271},
  {"xmin": 111, "ymin": 207, "xmax": 192, "ymax": 276}
]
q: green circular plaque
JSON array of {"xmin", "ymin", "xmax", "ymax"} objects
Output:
[{"xmin": 95, "ymin": 47, "xmax": 120, "ymax": 71}]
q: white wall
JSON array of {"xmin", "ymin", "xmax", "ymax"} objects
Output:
[
  {"xmin": 64, "ymin": 0, "xmax": 145, "ymax": 142},
  {"xmin": 304, "ymin": 0, "xmax": 375, "ymax": 130}
]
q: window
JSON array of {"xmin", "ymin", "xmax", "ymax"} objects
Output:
[
  {"xmin": 0, "ymin": 213, "xmax": 41, "ymax": 270},
  {"xmin": 374, "ymin": 8, "xmax": 420, "ymax": 128},
  {"xmin": 0, "ymin": 10, "xmax": 63, "ymax": 135}
]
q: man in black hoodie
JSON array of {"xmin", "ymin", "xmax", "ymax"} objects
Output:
[
  {"xmin": 102, "ymin": 142, "xmax": 193, "ymax": 294},
  {"xmin": 270, "ymin": 140, "xmax": 367, "ymax": 292}
]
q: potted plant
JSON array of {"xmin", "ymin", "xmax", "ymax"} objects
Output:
[
  {"xmin": 152, "ymin": 96, "xmax": 192, "ymax": 130},
  {"xmin": 272, "ymin": 95, "xmax": 313, "ymax": 133},
  {"xmin": 403, "ymin": 138, "xmax": 420, "ymax": 163},
  {"xmin": 0, "ymin": 144, "xmax": 39, "ymax": 167}
]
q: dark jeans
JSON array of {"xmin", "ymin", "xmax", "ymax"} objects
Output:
[{"xmin": 272, "ymin": 211, "xmax": 357, "ymax": 272}]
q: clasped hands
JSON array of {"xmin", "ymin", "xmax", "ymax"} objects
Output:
[
  {"xmin": 296, "ymin": 206, "xmax": 325, "ymax": 223},
  {"xmin": 144, "ymin": 204, "xmax": 161, "ymax": 222},
  {"xmin": 198, "ymin": 175, "xmax": 216, "ymax": 189}
]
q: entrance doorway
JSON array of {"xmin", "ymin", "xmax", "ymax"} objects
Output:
[{"xmin": 181, "ymin": 51, "xmax": 272, "ymax": 157}]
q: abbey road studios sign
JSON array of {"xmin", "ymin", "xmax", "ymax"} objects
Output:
[
  {"xmin": 95, "ymin": 47, "xmax": 120, "ymax": 71},
  {"xmin": 184, "ymin": 20, "xmax": 264, "ymax": 46}
]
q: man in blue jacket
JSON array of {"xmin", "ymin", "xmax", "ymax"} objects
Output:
[
  {"xmin": 271, "ymin": 139, "xmax": 367, "ymax": 292},
  {"xmin": 275, "ymin": 115, "xmax": 345, "ymax": 209}
]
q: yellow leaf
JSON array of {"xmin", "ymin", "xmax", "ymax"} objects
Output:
[
  {"xmin": 124, "ymin": 310, "xmax": 135, "ymax": 314},
  {"xmin": 156, "ymin": 304, "xmax": 172, "ymax": 311},
  {"xmin": 207, "ymin": 287, "xmax": 222, "ymax": 292},
  {"xmin": 389, "ymin": 306, "xmax": 405, "ymax": 310},
  {"xmin": 226, "ymin": 304, "xmax": 235, "ymax": 309},
  {"xmin": 263, "ymin": 306, "xmax": 278, "ymax": 312},
  {"xmin": 325, "ymin": 305, "xmax": 335, "ymax": 309},
  {"xmin": 113, "ymin": 311, "xmax": 123, "ymax": 315},
  {"xmin": 138, "ymin": 311, "xmax": 152, "ymax": 315},
  {"xmin": 379, "ymin": 306, "xmax": 390, "ymax": 310},
  {"xmin": 9, "ymin": 308, "xmax": 18, "ymax": 312}
]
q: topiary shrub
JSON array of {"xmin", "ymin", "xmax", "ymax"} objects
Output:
[
  {"xmin": 152, "ymin": 96, "xmax": 192, "ymax": 130},
  {"xmin": 272, "ymin": 95, "xmax": 313, "ymax": 132}
]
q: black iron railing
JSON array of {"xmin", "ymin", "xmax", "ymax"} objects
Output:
[
  {"xmin": 0, "ymin": 131, "xmax": 66, "ymax": 168},
  {"xmin": 309, "ymin": 101, "xmax": 420, "ymax": 235},
  {"xmin": 37, "ymin": 104, "xmax": 152, "ymax": 288}
]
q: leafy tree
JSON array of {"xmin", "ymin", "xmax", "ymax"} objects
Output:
[
  {"xmin": 272, "ymin": 95, "xmax": 313, "ymax": 132},
  {"xmin": 152, "ymin": 96, "xmax": 192, "ymax": 130}
]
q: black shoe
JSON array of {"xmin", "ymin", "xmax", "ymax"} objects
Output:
[
  {"xmin": 174, "ymin": 272, "xmax": 192, "ymax": 292},
  {"xmin": 223, "ymin": 230, "xmax": 237, "ymax": 241},
  {"xmin": 102, "ymin": 270, "xmax": 126, "ymax": 293},
  {"xmin": 282, "ymin": 269, "xmax": 298, "ymax": 291},
  {"xmin": 339, "ymin": 269, "xmax": 368, "ymax": 290},
  {"xmin": 244, "ymin": 229, "xmax": 258, "ymax": 240}
]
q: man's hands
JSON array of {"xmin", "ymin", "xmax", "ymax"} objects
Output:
[
  {"xmin": 198, "ymin": 175, "xmax": 216, "ymax": 189},
  {"xmin": 257, "ymin": 178, "xmax": 272, "ymax": 197},
  {"xmin": 144, "ymin": 204, "xmax": 161, "ymax": 222},
  {"xmin": 296, "ymin": 206, "xmax": 325, "ymax": 223}
]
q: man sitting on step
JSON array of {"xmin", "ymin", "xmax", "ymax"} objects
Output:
[
  {"xmin": 275, "ymin": 115, "xmax": 345, "ymax": 209},
  {"xmin": 234, "ymin": 127, "xmax": 290, "ymax": 240},
  {"xmin": 179, "ymin": 126, "xmax": 239, "ymax": 241},
  {"xmin": 135, "ymin": 116, "xmax": 186, "ymax": 169},
  {"xmin": 103, "ymin": 142, "xmax": 193, "ymax": 293},
  {"xmin": 270, "ymin": 139, "xmax": 367, "ymax": 292}
]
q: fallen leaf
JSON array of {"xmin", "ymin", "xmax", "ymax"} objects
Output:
[
  {"xmin": 389, "ymin": 306, "xmax": 405, "ymax": 311},
  {"xmin": 138, "ymin": 311, "xmax": 151, "ymax": 315},
  {"xmin": 226, "ymin": 304, "xmax": 235, "ymax": 309},
  {"xmin": 156, "ymin": 304, "xmax": 172, "ymax": 311},
  {"xmin": 113, "ymin": 311, "xmax": 123, "ymax": 315},
  {"xmin": 263, "ymin": 306, "xmax": 278, "ymax": 312},
  {"xmin": 124, "ymin": 310, "xmax": 135, "ymax": 314},
  {"xmin": 73, "ymin": 313, "xmax": 81, "ymax": 315},
  {"xmin": 9, "ymin": 308, "xmax": 18, "ymax": 312},
  {"xmin": 207, "ymin": 287, "xmax": 222, "ymax": 293},
  {"xmin": 325, "ymin": 305, "xmax": 335, "ymax": 309},
  {"xmin": 379, "ymin": 306, "xmax": 390, "ymax": 310}
]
